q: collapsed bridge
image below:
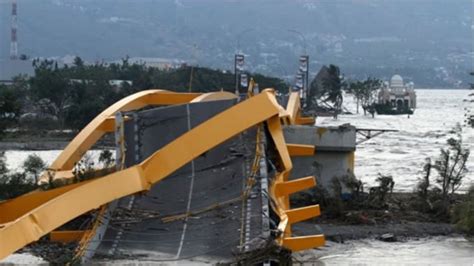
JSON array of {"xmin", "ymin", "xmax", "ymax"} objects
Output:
[{"xmin": 0, "ymin": 88, "xmax": 333, "ymax": 263}]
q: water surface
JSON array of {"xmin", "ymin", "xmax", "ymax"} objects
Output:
[{"xmin": 317, "ymin": 89, "xmax": 473, "ymax": 192}]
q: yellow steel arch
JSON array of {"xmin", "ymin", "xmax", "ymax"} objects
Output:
[
  {"xmin": 39, "ymin": 90, "xmax": 238, "ymax": 185},
  {"xmin": 285, "ymin": 91, "xmax": 315, "ymax": 125},
  {"xmin": 190, "ymin": 91, "xmax": 237, "ymax": 103},
  {"xmin": 0, "ymin": 90, "xmax": 323, "ymax": 260},
  {"xmin": 5, "ymin": 90, "xmax": 237, "ymax": 219},
  {"xmin": 267, "ymin": 114, "xmax": 324, "ymax": 250}
]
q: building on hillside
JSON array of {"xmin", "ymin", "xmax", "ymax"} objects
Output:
[{"xmin": 376, "ymin": 74, "xmax": 416, "ymax": 114}]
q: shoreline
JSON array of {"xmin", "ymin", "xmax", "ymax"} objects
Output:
[
  {"xmin": 0, "ymin": 140, "xmax": 70, "ymax": 151},
  {"xmin": 296, "ymin": 221, "xmax": 457, "ymax": 243},
  {"xmin": 0, "ymin": 137, "xmax": 113, "ymax": 151}
]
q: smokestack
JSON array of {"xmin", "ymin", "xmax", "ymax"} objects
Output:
[{"xmin": 10, "ymin": 0, "xmax": 18, "ymax": 60}]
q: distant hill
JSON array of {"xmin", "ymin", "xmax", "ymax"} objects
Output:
[{"xmin": 0, "ymin": 0, "xmax": 471, "ymax": 88}]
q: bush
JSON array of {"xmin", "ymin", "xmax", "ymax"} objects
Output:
[
  {"xmin": 416, "ymin": 158, "xmax": 432, "ymax": 199},
  {"xmin": 369, "ymin": 174, "xmax": 394, "ymax": 208},
  {"xmin": 98, "ymin": 150, "xmax": 115, "ymax": 169},
  {"xmin": 23, "ymin": 154, "xmax": 46, "ymax": 184},
  {"xmin": 433, "ymin": 126, "xmax": 470, "ymax": 200},
  {"xmin": 0, "ymin": 172, "xmax": 36, "ymax": 200},
  {"xmin": 452, "ymin": 185, "xmax": 474, "ymax": 237},
  {"xmin": 0, "ymin": 152, "xmax": 41, "ymax": 201}
]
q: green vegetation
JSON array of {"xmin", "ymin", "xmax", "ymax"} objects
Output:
[
  {"xmin": 0, "ymin": 152, "xmax": 39, "ymax": 200},
  {"xmin": 453, "ymin": 185, "xmax": 474, "ymax": 236},
  {"xmin": 0, "ymin": 149, "xmax": 116, "ymax": 198},
  {"xmin": 346, "ymin": 77, "xmax": 382, "ymax": 115},
  {"xmin": 291, "ymin": 126, "xmax": 470, "ymax": 236},
  {"xmin": 0, "ymin": 82, "xmax": 23, "ymax": 137},
  {"xmin": 308, "ymin": 64, "xmax": 345, "ymax": 115},
  {"xmin": 414, "ymin": 125, "xmax": 470, "ymax": 221},
  {"xmin": 1, "ymin": 57, "xmax": 287, "ymax": 135},
  {"xmin": 368, "ymin": 174, "xmax": 395, "ymax": 206},
  {"xmin": 470, "ymin": 72, "xmax": 473, "ymax": 90},
  {"xmin": 23, "ymin": 154, "xmax": 47, "ymax": 184},
  {"xmin": 321, "ymin": 65, "xmax": 344, "ymax": 109},
  {"xmin": 433, "ymin": 126, "xmax": 470, "ymax": 200}
]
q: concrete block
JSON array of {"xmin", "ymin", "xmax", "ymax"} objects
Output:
[{"xmin": 283, "ymin": 124, "xmax": 356, "ymax": 152}]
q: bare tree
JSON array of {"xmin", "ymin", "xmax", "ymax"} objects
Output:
[
  {"xmin": 434, "ymin": 125, "xmax": 470, "ymax": 202},
  {"xmin": 417, "ymin": 158, "xmax": 432, "ymax": 199}
]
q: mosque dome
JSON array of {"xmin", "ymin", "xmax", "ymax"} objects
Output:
[{"xmin": 390, "ymin": 74, "xmax": 404, "ymax": 88}]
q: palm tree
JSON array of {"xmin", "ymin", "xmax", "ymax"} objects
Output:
[{"xmin": 321, "ymin": 65, "xmax": 344, "ymax": 115}]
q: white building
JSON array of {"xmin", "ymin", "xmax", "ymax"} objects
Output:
[{"xmin": 378, "ymin": 74, "xmax": 416, "ymax": 110}]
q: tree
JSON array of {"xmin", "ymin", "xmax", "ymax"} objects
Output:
[
  {"xmin": 321, "ymin": 65, "xmax": 343, "ymax": 110},
  {"xmin": 73, "ymin": 56, "xmax": 84, "ymax": 68},
  {"xmin": 453, "ymin": 185, "xmax": 474, "ymax": 236},
  {"xmin": 433, "ymin": 125, "xmax": 470, "ymax": 203},
  {"xmin": 360, "ymin": 78, "xmax": 381, "ymax": 116},
  {"xmin": 98, "ymin": 150, "xmax": 115, "ymax": 169},
  {"xmin": 0, "ymin": 152, "xmax": 37, "ymax": 200},
  {"xmin": 0, "ymin": 84, "xmax": 23, "ymax": 136},
  {"xmin": 22, "ymin": 154, "xmax": 46, "ymax": 184},
  {"xmin": 416, "ymin": 158, "xmax": 432, "ymax": 200},
  {"xmin": 369, "ymin": 173, "xmax": 395, "ymax": 207},
  {"xmin": 470, "ymin": 72, "xmax": 473, "ymax": 90},
  {"xmin": 348, "ymin": 80, "xmax": 364, "ymax": 114},
  {"xmin": 29, "ymin": 60, "xmax": 72, "ymax": 128},
  {"xmin": 468, "ymin": 72, "xmax": 474, "ymax": 127},
  {"xmin": 21, "ymin": 57, "xmax": 288, "ymax": 131},
  {"xmin": 347, "ymin": 77, "xmax": 382, "ymax": 115}
]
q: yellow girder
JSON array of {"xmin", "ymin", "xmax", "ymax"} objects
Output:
[
  {"xmin": 0, "ymin": 91, "xmax": 276, "ymax": 259},
  {"xmin": 38, "ymin": 90, "xmax": 236, "ymax": 185},
  {"xmin": 0, "ymin": 89, "xmax": 323, "ymax": 260},
  {"xmin": 0, "ymin": 180, "xmax": 91, "ymax": 224},
  {"xmin": 287, "ymin": 143, "xmax": 315, "ymax": 156},
  {"xmin": 38, "ymin": 90, "xmax": 201, "ymax": 184},
  {"xmin": 267, "ymin": 113, "xmax": 325, "ymax": 250},
  {"xmin": 274, "ymin": 176, "xmax": 316, "ymax": 197},
  {"xmin": 190, "ymin": 91, "xmax": 237, "ymax": 102},
  {"xmin": 285, "ymin": 91, "xmax": 315, "ymax": 125}
]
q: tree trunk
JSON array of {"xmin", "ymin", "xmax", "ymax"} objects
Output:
[{"xmin": 356, "ymin": 97, "xmax": 359, "ymax": 114}]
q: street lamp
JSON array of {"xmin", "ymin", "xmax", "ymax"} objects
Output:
[
  {"xmin": 234, "ymin": 28, "xmax": 255, "ymax": 95},
  {"xmin": 288, "ymin": 29, "xmax": 309, "ymax": 103},
  {"xmin": 188, "ymin": 43, "xmax": 199, "ymax": 92}
]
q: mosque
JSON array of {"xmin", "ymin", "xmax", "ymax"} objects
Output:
[{"xmin": 376, "ymin": 74, "xmax": 416, "ymax": 114}]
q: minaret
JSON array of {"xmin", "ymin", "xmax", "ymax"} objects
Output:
[{"xmin": 10, "ymin": 0, "xmax": 18, "ymax": 60}]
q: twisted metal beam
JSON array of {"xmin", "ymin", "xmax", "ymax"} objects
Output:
[{"xmin": 0, "ymin": 90, "xmax": 323, "ymax": 260}]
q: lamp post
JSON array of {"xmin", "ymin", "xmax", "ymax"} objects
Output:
[
  {"xmin": 288, "ymin": 29, "xmax": 309, "ymax": 103},
  {"xmin": 234, "ymin": 54, "xmax": 245, "ymax": 95},
  {"xmin": 188, "ymin": 43, "xmax": 198, "ymax": 92},
  {"xmin": 234, "ymin": 28, "xmax": 254, "ymax": 95}
]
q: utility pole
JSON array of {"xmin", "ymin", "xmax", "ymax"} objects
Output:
[
  {"xmin": 188, "ymin": 44, "xmax": 198, "ymax": 92},
  {"xmin": 299, "ymin": 55, "xmax": 309, "ymax": 102},
  {"xmin": 288, "ymin": 29, "xmax": 309, "ymax": 104},
  {"xmin": 10, "ymin": 0, "xmax": 18, "ymax": 60},
  {"xmin": 234, "ymin": 54, "xmax": 244, "ymax": 95}
]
